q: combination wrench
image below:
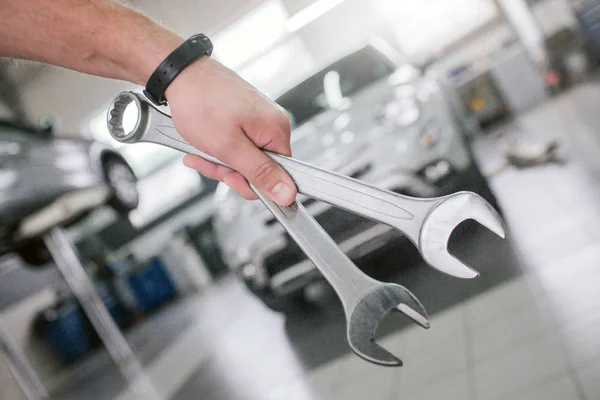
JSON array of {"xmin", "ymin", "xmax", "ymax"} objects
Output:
[{"xmin": 106, "ymin": 91, "xmax": 505, "ymax": 365}]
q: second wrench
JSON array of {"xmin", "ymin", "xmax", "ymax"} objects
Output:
[{"xmin": 107, "ymin": 91, "xmax": 430, "ymax": 366}]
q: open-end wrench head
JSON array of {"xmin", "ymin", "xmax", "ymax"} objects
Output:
[
  {"xmin": 347, "ymin": 283, "xmax": 429, "ymax": 366},
  {"xmin": 420, "ymin": 192, "xmax": 506, "ymax": 279}
]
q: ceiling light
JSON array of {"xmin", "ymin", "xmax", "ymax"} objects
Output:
[{"xmin": 285, "ymin": 0, "xmax": 349, "ymax": 32}]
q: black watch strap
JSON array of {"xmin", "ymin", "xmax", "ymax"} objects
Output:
[{"xmin": 144, "ymin": 33, "xmax": 213, "ymax": 106}]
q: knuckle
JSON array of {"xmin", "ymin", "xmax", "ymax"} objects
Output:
[
  {"xmin": 258, "ymin": 106, "xmax": 289, "ymax": 128},
  {"xmin": 211, "ymin": 133, "xmax": 241, "ymax": 159},
  {"xmin": 273, "ymin": 108, "xmax": 291, "ymax": 128},
  {"xmin": 239, "ymin": 191, "xmax": 257, "ymax": 201},
  {"xmin": 250, "ymin": 160, "xmax": 279, "ymax": 187}
]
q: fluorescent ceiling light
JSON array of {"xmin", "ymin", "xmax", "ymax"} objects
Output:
[
  {"xmin": 212, "ymin": 0, "xmax": 288, "ymax": 68},
  {"xmin": 285, "ymin": 0, "xmax": 349, "ymax": 32}
]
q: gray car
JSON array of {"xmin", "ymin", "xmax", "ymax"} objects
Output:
[
  {"xmin": 213, "ymin": 41, "xmax": 498, "ymax": 312},
  {"xmin": 0, "ymin": 120, "xmax": 139, "ymax": 266}
]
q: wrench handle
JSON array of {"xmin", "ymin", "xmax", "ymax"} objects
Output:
[
  {"xmin": 107, "ymin": 91, "xmax": 435, "ymax": 242},
  {"xmin": 253, "ymin": 189, "xmax": 377, "ymax": 315}
]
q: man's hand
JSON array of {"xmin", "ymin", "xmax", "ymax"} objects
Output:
[
  {"xmin": 165, "ymin": 58, "xmax": 297, "ymax": 206},
  {"xmin": 0, "ymin": 0, "xmax": 297, "ymax": 206}
]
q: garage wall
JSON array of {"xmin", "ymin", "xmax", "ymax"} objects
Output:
[
  {"xmin": 430, "ymin": 23, "xmax": 516, "ymax": 75},
  {"xmin": 290, "ymin": 0, "xmax": 393, "ymax": 63},
  {"xmin": 531, "ymin": 0, "xmax": 578, "ymax": 35},
  {"xmin": 16, "ymin": 0, "xmax": 578, "ymax": 136},
  {"xmin": 426, "ymin": 0, "xmax": 577, "ymax": 77}
]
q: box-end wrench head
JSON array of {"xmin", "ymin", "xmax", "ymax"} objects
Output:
[{"xmin": 107, "ymin": 91, "xmax": 429, "ymax": 366}]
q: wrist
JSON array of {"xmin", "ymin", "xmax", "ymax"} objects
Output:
[
  {"xmin": 124, "ymin": 31, "xmax": 184, "ymax": 86},
  {"xmin": 144, "ymin": 34, "xmax": 214, "ymax": 105},
  {"xmin": 105, "ymin": 8, "xmax": 185, "ymax": 86},
  {"xmin": 164, "ymin": 56, "xmax": 212, "ymax": 102}
]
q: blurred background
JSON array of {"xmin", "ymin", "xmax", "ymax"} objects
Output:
[{"xmin": 1, "ymin": 0, "xmax": 600, "ymax": 399}]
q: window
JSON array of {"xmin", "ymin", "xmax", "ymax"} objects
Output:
[
  {"xmin": 211, "ymin": 0, "xmax": 289, "ymax": 69},
  {"xmin": 238, "ymin": 36, "xmax": 317, "ymax": 97},
  {"xmin": 376, "ymin": 0, "xmax": 498, "ymax": 57}
]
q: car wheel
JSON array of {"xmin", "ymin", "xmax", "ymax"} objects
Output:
[
  {"xmin": 103, "ymin": 157, "xmax": 139, "ymax": 214},
  {"xmin": 16, "ymin": 238, "xmax": 52, "ymax": 267}
]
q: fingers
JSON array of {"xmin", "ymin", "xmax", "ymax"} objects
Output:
[
  {"xmin": 184, "ymin": 144, "xmax": 296, "ymax": 205},
  {"xmin": 170, "ymin": 72, "xmax": 297, "ymax": 206},
  {"xmin": 211, "ymin": 132, "xmax": 297, "ymax": 206},
  {"xmin": 261, "ymin": 106, "xmax": 293, "ymax": 157},
  {"xmin": 182, "ymin": 113, "xmax": 297, "ymax": 206},
  {"xmin": 222, "ymin": 171, "xmax": 258, "ymax": 200},
  {"xmin": 247, "ymin": 104, "xmax": 293, "ymax": 157},
  {"xmin": 183, "ymin": 154, "xmax": 257, "ymax": 200},
  {"xmin": 233, "ymin": 141, "xmax": 297, "ymax": 206}
]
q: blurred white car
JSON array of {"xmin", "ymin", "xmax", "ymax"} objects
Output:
[{"xmin": 213, "ymin": 41, "xmax": 498, "ymax": 312}]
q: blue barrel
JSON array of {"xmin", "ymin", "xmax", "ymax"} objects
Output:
[
  {"xmin": 127, "ymin": 257, "xmax": 177, "ymax": 312},
  {"xmin": 39, "ymin": 302, "xmax": 92, "ymax": 364}
]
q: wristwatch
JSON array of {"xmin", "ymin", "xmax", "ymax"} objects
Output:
[{"xmin": 143, "ymin": 33, "xmax": 214, "ymax": 106}]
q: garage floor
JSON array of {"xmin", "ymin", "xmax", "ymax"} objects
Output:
[{"xmin": 46, "ymin": 83, "xmax": 600, "ymax": 400}]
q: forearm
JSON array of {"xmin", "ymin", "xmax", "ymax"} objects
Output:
[{"xmin": 0, "ymin": 0, "xmax": 182, "ymax": 85}]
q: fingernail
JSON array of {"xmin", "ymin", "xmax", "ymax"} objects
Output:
[{"xmin": 271, "ymin": 182, "xmax": 293, "ymax": 204}]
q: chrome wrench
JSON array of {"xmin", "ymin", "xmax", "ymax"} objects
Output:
[
  {"xmin": 107, "ymin": 91, "xmax": 429, "ymax": 366},
  {"xmin": 108, "ymin": 91, "xmax": 506, "ymax": 279}
]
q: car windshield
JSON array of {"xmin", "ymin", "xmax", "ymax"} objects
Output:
[{"xmin": 275, "ymin": 46, "xmax": 396, "ymax": 128}]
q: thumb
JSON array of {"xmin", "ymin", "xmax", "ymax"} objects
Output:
[{"xmin": 223, "ymin": 137, "xmax": 297, "ymax": 206}]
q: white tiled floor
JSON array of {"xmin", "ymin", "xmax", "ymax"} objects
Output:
[
  {"xmin": 297, "ymin": 271, "xmax": 587, "ymax": 400},
  {"xmin": 400, "ymin": 325, "xmax": 468, "ymax": 390},
  {"xmin": 466, "ymin": 278, "xmax": 541, "ymax": 328},
  {"xmin": 308, "ymin": 359, "xmax": 342, "ymax": 398},
  {"xmin": 576, "ymin": 360, "xmax": 600, "ymax": 400},
  {"xmin": 303, "ymin": 274, "xmax": 591, "ymax": 400},
  {"xmin": 470, "ymin": 300, "xmax": 553, "ymax": 361},
  {"xmin": 474, "ymin": 333, "xmax": 567, "ymax": 400},
  {"xmin": 398, "ymin": 370, "xmax": 470, "ymax": 400},
  {"xmin": 508, "ymin": 374, "xmax": 580, "ymax": 400}
]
